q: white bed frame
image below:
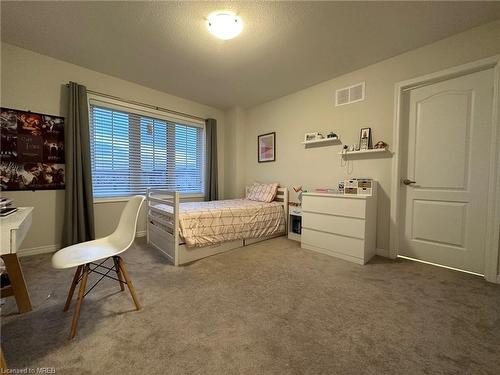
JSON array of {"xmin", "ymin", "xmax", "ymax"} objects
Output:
[{"xmin": 146, "ymin": 187, "xmax": 288, "ymax": 266}]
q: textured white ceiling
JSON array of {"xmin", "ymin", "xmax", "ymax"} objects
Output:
[{"xmin": 2, "ymin": 1, "xmax": 500, "ymax": 109}]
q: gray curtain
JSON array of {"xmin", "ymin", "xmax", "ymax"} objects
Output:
[
  {"xmin": 204, "ymin": 118, "xmax": 218, "ymax": 201},
  {"xmin": 62, "ymin": 82, "xmax": 95, "ymax": 247}
]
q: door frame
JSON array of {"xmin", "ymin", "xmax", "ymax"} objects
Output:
[{"xmin": 389, "ymin": 55, "xmax": 500, "ymax": 283}]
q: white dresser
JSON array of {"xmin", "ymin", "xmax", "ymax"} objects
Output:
[{"xmin": 301, "ymin": 191, "xmax": 377, "ymax": 265}]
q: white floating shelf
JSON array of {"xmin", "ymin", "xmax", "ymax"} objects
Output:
[
  {"xmin": 301, "ymin": 137, "xmax": 341, "ymax": 145},
  {"xmin": 338, "ymin": 148, "xmax": 389, "ymax": 155}
]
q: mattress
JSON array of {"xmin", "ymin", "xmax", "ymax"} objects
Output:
[{"xmin": 150, "ymin": 198, "xmax": 285, "ymax": 247}]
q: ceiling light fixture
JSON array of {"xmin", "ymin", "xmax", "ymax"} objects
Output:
[{"xmin": 207, "ymin": 11, "xmax": 243, "ymax": 40}]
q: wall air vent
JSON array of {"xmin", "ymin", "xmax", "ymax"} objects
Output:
[{"xmin": 335, "ymin": 82, "xmax": 365, "ymax": 106}]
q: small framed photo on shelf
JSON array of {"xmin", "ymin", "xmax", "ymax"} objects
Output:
[
  {"xmin": 359, "ymin": 127, "xmax": 372, "ymax": 150},
  {"xmin": 258, "ymin": 132, "xmax": 276, "ymax": 163},
  {"xmin": 304, "ymin": 132, "xmax": 318, "ymax": 142}
]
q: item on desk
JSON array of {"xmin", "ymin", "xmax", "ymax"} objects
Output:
[
  {"xmin": 316, "ymin": 133, "xmax": 324, "ymax": 140},
  {"xmin": 0, "ymin": 207, "xmax": 18, "ymax": 217},
  {"xmin": 374, "ymin": 140, "xmax": 387, "ymax": 149},
  {"xmin": 0, "ymin": 197, "xmax": 13, "ymax": 207}
]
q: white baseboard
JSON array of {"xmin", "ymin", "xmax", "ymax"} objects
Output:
[
  {"xmin": 136, "ymin": 230, "xmax": 146, "ymax": 238},
  {"xmin": 17, "ymin": 243, "xmax": 60, "ymax": 257},
  {"xmin": 376, "ymin": 248, "xmax": 389, "ymax": 258}
]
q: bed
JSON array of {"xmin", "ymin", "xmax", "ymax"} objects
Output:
[{"xmin": 146, "ymin": 186, "xmax": 288, "ymax": 265}]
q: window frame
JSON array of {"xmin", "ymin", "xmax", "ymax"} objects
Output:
[{"xmin": 88, "ymin": 94, "xmax": 206, "ymax": 202}]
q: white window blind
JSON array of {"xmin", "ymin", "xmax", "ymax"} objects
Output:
[{"xmin": 89, "ymin": 102, "xmax": 204, "ymax": 198}]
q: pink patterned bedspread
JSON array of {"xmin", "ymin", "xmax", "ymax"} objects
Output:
[{"xmin": 151, "ymin": 199, "xmax": 285, "ymax": 247}]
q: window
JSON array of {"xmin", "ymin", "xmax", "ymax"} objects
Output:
[{"xmin": 89, "ymin": 99, "xmax": 205, "ymax": 198}]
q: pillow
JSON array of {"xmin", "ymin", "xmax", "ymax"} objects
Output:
[{"xmin": 247, "ymin": 183, "xmax": 279, "ymax": 203}]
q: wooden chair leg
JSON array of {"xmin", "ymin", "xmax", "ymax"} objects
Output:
[
  {"xmin": 112, "ymin": 256, "xmax": 125, "ymax": 291},
  {"xmin": 70, "ymin": 264, "xmax": 89, "ymax": 339},
  {"xmin": 63, "ymin": 265, "xmax": 83, "ymax": 311},
  {"xmin": 117, "ymin": 257, "xmax": 141, "ymax": 310},
  {"xmin": 1, "ymin": 254, "xmax": 32, "ymax": 313},
  {"xmin": 0, "ymin": 346, "xmax": 7, "ymax": 371}
]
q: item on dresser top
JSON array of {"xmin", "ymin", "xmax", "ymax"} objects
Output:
[
  {"xmin": 0, "ymin": 207, "xmax": 18, "ymax": 217},
  {"xmin": 313, "ymin": 188, "xmax": 340, "ymax": 194},
  {"xmin": 338, "ymin": 181, "xmax": 345, "ymax": 194},
  {"xmin": 344, "ymin": 179, "xmax": 376, "ymax": 196}
]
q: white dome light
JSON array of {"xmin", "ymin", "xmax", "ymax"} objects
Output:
[{"xmin": 207, "ymin": 11, "xmax": 243, "ymax": 40}]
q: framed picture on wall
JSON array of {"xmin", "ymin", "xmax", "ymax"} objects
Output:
[{"xmin": 258, "ymin": 132, "xmax": 276, "ymax": 163}]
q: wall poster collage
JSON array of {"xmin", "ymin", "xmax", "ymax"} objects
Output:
[{"xmin": 0, "ymin": 107, "xmax": 65, "ymax": 191}]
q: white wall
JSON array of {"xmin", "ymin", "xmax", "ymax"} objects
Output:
[
  {"xmin": 227, "ymin": 20, "xmax": 500, "ymax": 263},
  {"xmin": 1, "ymin": 42, "xmax": 225, "ymax": 253}
]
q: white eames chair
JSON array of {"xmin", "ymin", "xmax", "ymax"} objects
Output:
[{"xmin": 52, "ymin": 195, "xmax": 145, "ymax": 339}]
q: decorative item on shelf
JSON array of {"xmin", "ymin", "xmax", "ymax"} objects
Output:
[
  {"xmin": 316, "ymin": 133, "xmax": 324, "ymax": 139},
  {"xmin": 304, "ymin": 132, "xmax": 319, "ymax": 142},
  {"xmin": 257, "ymin": 132, "xmax": 276, "ymax": 163},
  {"xmin": 359, "ymin": 127, "xmax": 372, "ymax": 150},
  {"xmin": 374, "ymin": 140, "xmax": 387, "ymax": 149},
  {"xmin": 327, "ymin": 132, "xmax": 338, "ymax": 139}
]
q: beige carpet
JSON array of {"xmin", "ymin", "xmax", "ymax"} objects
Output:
[{"xmin": 1, "ymin": 237, "xmax": 499, "ymax": 374}]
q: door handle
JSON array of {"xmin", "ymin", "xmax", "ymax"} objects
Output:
[{"xmin": 402, "ymin": 178, "xmax": 416, "ymax": 185}]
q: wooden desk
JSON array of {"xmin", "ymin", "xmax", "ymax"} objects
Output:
[{"xmin": 1, "ymin": 207, "xmax": 34, "ymax": 313}]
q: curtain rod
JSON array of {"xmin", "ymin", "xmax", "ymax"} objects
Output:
[{"xmin": 65, "ymin": 84, "xmax": 206, "ymax": 122}]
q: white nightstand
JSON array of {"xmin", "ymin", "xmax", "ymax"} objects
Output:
[{"xmin": 288, "ymin": 205, "xmax": 302, "ymax": 242}]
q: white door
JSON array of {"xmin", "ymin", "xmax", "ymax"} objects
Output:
[{"xmin": 400, "ymin": 69, "xmax": 494, "ymax": 274}]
